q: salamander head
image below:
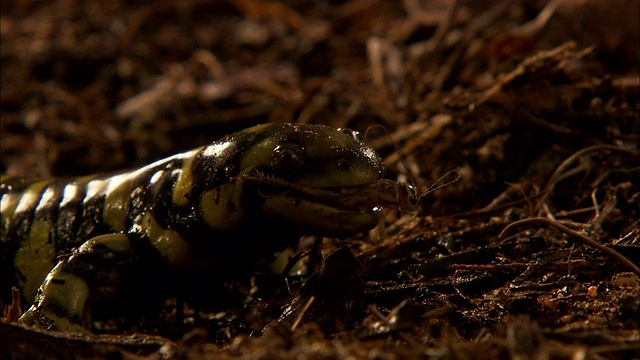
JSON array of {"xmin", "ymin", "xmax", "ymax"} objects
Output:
[{"xmin": 235, "ymin": 123, "xmax": 385, "ymax": 237}]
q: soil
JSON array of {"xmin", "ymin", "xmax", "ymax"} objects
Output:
[{"xmin": 1, "ymin": 1, "xmax": 638, "ymax": 359}]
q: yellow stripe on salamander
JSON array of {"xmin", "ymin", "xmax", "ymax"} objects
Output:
[
  {"xmin": 137, "ymin": 212, "xmax": 215, "ymax": 269},
  {"xmin": 1, "ymin": 192, "xmax": 22, "ymax": 222},
  {"xmin": 9, "ymin": 180, "xmax": 49, "ymax": 217},
  {"xmin": 15, "ymin": 218, "xmax": 57, "ymax": 302},
  {"xmin": 200, "ymin": 182, "xmax": 246, "ymax": 231},
  {"xmin": 172, "ymin": 148, "xmax": 202, "ymax": 207},
  {"xmin": 104, "ymin": 173, "xmax": 134, "ymax": 233}
]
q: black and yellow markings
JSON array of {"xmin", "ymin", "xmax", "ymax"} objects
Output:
[
  {"xmin": 19, "ymin": 232, "xmax": 134, "ymax": 333},
  {"xmin": 57, "ymin": 175, "xmax": 97, "ymax": 211},
  {"xmin": 199, "ymin": 183, "xmax": 246, "ymax": 231},
  {"xmin": 103, "ymin": 174, "xmax": 133, "ymax": 233},
  {"xmin": 238, "ymin": 136, "xmax": 280, "ymax": 174},
  {"xmin": 21, "ymin": 266, "xmax": 90, "ymax": 333},
  {"xmin": 3, "ymin": 123, "xmax": 389, "ymax": 333},
  {"xmin": 101, "ymin": 148, "xmax": 199, "ymax": 232},
  {"xmin": 1, "ymin": 191, "xmax": 21, "ymax": 224},
  {"xmin": 12, "ymin": 180, "xmax": 59, "ymax": 301},
  {"xmin": 135, "ymin": 212, "xmax": 195, "ymax": 268},
  {"xmin": 20, "ymin": 233, "xmax": 132, "ymax": 333},
  {"xmin": 55, "ymin": 178, "xmax": 93, "ymax": 251},
  {"xmin": 84, "ymin": 178, "xmax": 109, "ymax": 204},
  {"xmin": 0, "ymin": 182, "xmax": 22, "ymax": 222},
  {"xmin": 4, "ymin": 179, "xmax": 49, "ymax": 221},
  {"xmin": 172, "ymin": 147, "xmax": 203, "ymax": 207},
  {"xmin": 198, "ymin": 135, "xmax": 282, "ymax": 231}
]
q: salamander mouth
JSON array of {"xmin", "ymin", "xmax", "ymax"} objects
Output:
[{"xmin": 234, "ymin": 171, "xmax": 382, "ymax": 213}]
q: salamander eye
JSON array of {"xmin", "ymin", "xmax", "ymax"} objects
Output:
[
  {"xmin": 337, "ymin": 159, "xmax": 351, "ymax": 171},
  {"xmin": 272, "ymin": 143, "xmax": 305, "ymax": 171}
]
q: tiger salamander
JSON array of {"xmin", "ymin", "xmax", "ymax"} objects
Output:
[{"xmin": 0, "ymin": 123, "xmax": 386, "ymax": 333}]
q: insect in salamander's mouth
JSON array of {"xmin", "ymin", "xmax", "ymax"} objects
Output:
[{"xmin": 234, "ymin": 169, "xmax": 384, "ymax": 214}]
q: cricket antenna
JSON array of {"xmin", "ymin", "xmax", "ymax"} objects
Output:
[{"xmin": 422, "ymin": 169, "xmax": 462, "ymax": 199}]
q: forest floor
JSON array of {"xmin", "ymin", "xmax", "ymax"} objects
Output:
[{"xmin": 1, "ymin": 1, "xmax": 639, "ymax": 359}]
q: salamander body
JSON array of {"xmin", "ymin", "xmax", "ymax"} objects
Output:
[{"xmin": 0, "ymin": 123, "xmax": 385, "ymax": 333}]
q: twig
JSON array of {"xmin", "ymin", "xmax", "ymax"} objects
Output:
[
  {"xmin": 498, "ymin": 217, "xmax": 640, "ymax": 275},
  {"xmin": 291, "ymin": 296, "xmax": 315, "ymax": 331},
  {"xmin": 590, "ymin": 188, "xmax": 601, "ymax": 219},
  {"xmin": 476, "ymin": 42, "xmax": 578, "ymax": 106},
  {"xmin": 509, "ymin": 0, "xmax": 559, "ymax": 38},
  {"xmin": 384, "ymin": 114, "xmax": 452, "ymax": 166},
  {"xmin": 555, "ymin": 206, "xmax": 596, "ymax": 218}
]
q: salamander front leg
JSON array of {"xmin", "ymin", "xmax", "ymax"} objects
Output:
[{"xmin": 19, "ymin": 233, "xmax": 133, "ymax": 333}]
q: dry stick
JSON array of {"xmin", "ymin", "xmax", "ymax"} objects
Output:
[
  {"xmin": 498, "ymin": 217, "xmax": 640, "ymax": 276},
  {"xmin": 476, "ymin": 42, "xmax": 578, "ymax": 106},
  {"xmin": 509, "ymin": 0, "xmax": 559, "ymax": 38},
  {"xmin": 555, "ymin": 206, "xmax": 596, "ymax": 218},
  {"xmin": 291, "ymin": 296, "xmax": 315, "ymax": 331},
  {"xmin": 385, "ymin": 114, "xmax": 452, "ymax": 166},
  {"xmin": 590, "ymin": 188, "xmax": 601, "ymax": 219}
]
